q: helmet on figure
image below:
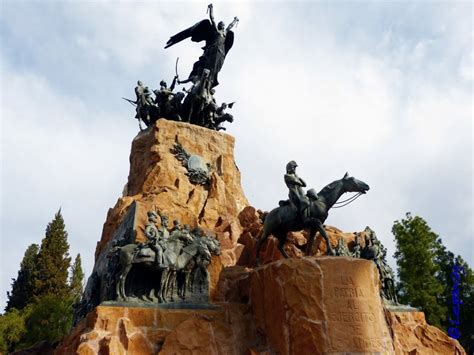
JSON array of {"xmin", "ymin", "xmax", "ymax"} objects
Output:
[
  {"xmin": 286, "ymin": 160, "xmax": 298, "ymax": 173},
  {"xmin": 147, "ymin": 211, "xmax": 158, "ymax": 221}
]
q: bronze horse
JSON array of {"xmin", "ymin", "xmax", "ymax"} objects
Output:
[
  {"xmin": 255, "ymin": 173, "xmax": 369, "ymax": 265},
  {"xmin": 111, "ymin": 236, "xmax": 220, "ymax": 303}
]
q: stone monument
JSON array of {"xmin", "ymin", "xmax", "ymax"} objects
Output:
[{"xmin": 56, "ymin": 4, "xmax": 466, "ymax": 354}]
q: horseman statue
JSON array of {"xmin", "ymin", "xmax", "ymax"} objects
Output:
[{"xmin": 256, "ymin": 162, "xmax": 370, "ymax": 265}]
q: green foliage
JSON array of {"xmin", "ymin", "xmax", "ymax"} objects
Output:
[
  {"xmin": 69, "ymin": 253, "xmax": 84, "ymax": 302},
  {"xmin": 444, "ymin": 255, "xmax": 474, "ymax": 353},
  {"xmin": 0, "ymin": 307, "xmax": 30, "ymax": 353},
  {"xmin": 6, "ymin": 244, "xmax": 39, "ymax": 311},
  {"xmin": 392, "ymin": 213, "xmax": 447, "ymax": 327},
  {"xmin": 19, "ymin": 295, "xmax": 74, "ymax": 349},
  {"xmin": 393, "ymin": 213, "xmax": 474, "ymax": 351},
  {"xmin": 33, "ymin": 209, "xmax": 71, "ymax": 298},
  {"xmin": 1, "ymin": 210, "xmax": 83, "ymax": 352}
]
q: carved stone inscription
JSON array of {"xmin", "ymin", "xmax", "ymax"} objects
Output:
[{"xmin": 321, "ymin": 258, "xmax": 394, "ymax": 353}]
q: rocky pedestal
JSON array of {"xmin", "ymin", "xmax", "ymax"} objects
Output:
[
  {"xmin": 249, "ymin": 257, "xmax": 394, "ymax": 354},
  {"xmin": 56, "ymin": 304, "xmax": 264, "ymax": 355},
  {"xmin": 59, "ymin": 120, "xmax": 465, "ymax": 354},
  {"xmin": 79, "ymin": 120, "xmax": 249, "ymax": 313},
  {"xmin": 58, "ymin": 256, "xmax": 464, "ymax": 354},
  {"xmin": 105, "ymin": 119, "xmax": 248, "ymax": 265}
]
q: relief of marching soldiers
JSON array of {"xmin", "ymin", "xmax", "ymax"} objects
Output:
[{"xmin": 111, "ymin": 209, "xmax": 221, "ymax": 304}]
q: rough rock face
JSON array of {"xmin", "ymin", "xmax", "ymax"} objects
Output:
[
  {"xmin": 385, "ymin": 310, "xmax": 465, "ymax": 354},
  {"xmin": 249, "ymin": 257, "xmax": 395, "ymax": 354},
  {"xmin": 93, "ymin": 120, "xmax": 249, "ymax": 291},
  {"xmin": 55, "ymin": 304, "xmax": 264, "ymax": 355},
  {"xmin": 59, "ymin": 257, "xmax": 465, "ymax": 354}
]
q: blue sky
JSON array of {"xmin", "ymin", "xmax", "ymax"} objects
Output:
[{"xmin": 1, "ymin": 1, "xmax": 472, "ymax": 310}]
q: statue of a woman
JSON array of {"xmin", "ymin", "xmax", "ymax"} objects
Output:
[{"xmin": 165, "ymin": 4, "xmax": 239, "ymax": 88}]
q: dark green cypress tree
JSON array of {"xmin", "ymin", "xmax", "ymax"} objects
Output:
[
  {"xmin": 392, "ymin": 213, "xmax": 447, "ymax": 328},
  {"xmin": 32, "ymin": 209, "xmax": 71, "ymax": 298},
  {"xmin": 435, "ymin": 247, "xmax": 474, "ymax": 352},
  {"xmin": 6, "ymin": 244, "xmax": 39, "ymax": 311},
  {"xmin": 69, "ymin": 253, "xmax": 84, "ymax": 302}
]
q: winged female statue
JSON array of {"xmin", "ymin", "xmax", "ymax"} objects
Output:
[{"xmin": 165, "ymin": 3, "xmax": 239, "ymax": 88}]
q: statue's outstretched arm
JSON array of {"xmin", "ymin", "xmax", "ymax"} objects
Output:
[
  {"xmin": 170, "ymin": 75, "xmax": 178, "ymax": 91},
  {"xmin": 226, "ymin": 17, "xmax": 239, "ymax": 32},
  {"xmin": 208, "ymin": 4, "xmax": 217, "ymax": 28}
]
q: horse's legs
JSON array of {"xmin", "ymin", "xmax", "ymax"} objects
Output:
[
  {"xmin": 181, "ymin": 271, "xmax": 190, "ymax": 299},
  {"xmin": 188, "ymin": 268, "xmax": 196, "ymax": 292},
  {"xmin": 277, "ymin": 234, "xmax": 290, "ymax": 259},
  {"xmin": 159, "ymin": 269, "xmax": 168, "ymax": 303},
  {"xmin": 116, "ymin": 270, "xmax": 122, "ymax": 300},
  {"xmin": 166, "ymin": 270, "xmax": 176, "ymax": 302},
  {"xmin": 199, "ymin": 269, "xmax": 210, "ymax": 293},
  {"xmin": 305, "ymin": 228, "xmax": 317, "ymax": 256},
  {"xmin": 316, "ymin": 221, "xmax": 334, "ymax": 256},
  {"xmin": 120, "ymin": 264, "xmax": 132, "ymax": 301},
  {"xmin": 255, "ymin": 230, "xmax": 270, "ymax": 266}
]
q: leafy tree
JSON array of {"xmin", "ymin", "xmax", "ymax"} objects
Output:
[
  {"xmin": 392, "ymin": 213, "xmax": 447, "ymax": 327},
  {"xmin": 0, "ymin": 307, "xmax": 30, "ymax": 353},
  {"xmin": 19, "ymin": 295, "xmax": 74, "ymax": 349},
  {"xmin": 393, "ymin": 213, "xmax": 474, "ymax": 351},
  {"xmin": 6, "ymin": 244, "xmax": 39, "ymax": 311},
  {"xmin": 69, "ymin": 253, "xmax": 84, "ymax": 302},
  {"xmin": 33, "ymin": 209, "xmax": 71, "ymax": 298},
  {"xmin": 436, "ymin": 247, "xmax": 474, "ymax": 352}
]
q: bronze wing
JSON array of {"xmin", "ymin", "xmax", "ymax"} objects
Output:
[
  {"xmin": 165, "ymin": 20, "xmax": 213, "ymax": 49},
  {"xmin": 224, "ymin": 30, "xmax": 234, "ymax": 56}
]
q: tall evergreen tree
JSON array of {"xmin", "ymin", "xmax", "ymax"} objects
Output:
[
  {"xmin": 392, "ymin": 213, "xmax": 447, "ymax": 328},
  {"xmin": 6, "ymin": 244, "xmax": 39, "ymax": 311},
  {"xmin": 32, "ymin": 209, "xmax": 71, "ymax": 298},
  {"xmin": 69, "ymin": 253, "xmax": 84, "ymax": 302},
  {"xmin": 435, "ymin": 246, "xmax": 474, "ymax": 352}
]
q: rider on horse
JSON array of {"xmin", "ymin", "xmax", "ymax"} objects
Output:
[
  {"xmin": 284, "ymin": 161, "xmax": 313, "ymax": 220},
  {"xmin": 144, "ymin": 211, "xmax": 169, "ymax": 266}
]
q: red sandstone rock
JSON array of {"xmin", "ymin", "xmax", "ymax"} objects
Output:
[
  {"xmin": 249, "ymin": 257, "xmax": 394, "ymax": 354},
  {"xmin": 385, "ymin": 310, "xmax": 465, "ymax": 354},
  {"xmin": 55, "ymin": 304, "xmax": 264, "ymax": 355}
]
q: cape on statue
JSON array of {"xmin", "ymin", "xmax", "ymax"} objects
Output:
[{"xmin": 165, "ymin": 6, "xmax": 238, "ymax": 88}]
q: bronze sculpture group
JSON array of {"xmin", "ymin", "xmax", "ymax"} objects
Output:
[
  {"xmin": 333, "ymin": 228, "xmax": 398, "ymax": 304},
  {"xmin": 255, "ymin": 161, "xmax": 370, "ymax": 265},
  {"xmin": 110, "ymin": 210, "xmax": 220, "ymax": 303},
  {"xmin": 125, "ymin": 4, "xmax": 238, "ymax": 131},
  {"xmin": 109, "ymin": 3, "xmax": 402, "ymax": 312}
]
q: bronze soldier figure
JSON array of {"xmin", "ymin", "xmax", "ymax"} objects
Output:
[{"xmin": 284, "ymin": 161, "xmax": 310, "ymax": 217}]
